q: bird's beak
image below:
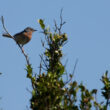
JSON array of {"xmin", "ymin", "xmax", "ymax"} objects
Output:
[{"xmin": 33, "ymin": 29, "xmax": 37, "ymax": 31}]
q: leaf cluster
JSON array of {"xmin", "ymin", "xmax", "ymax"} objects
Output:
[{"xmin": 25, "ymin": 19, "xmax": 110, "ymax": 110}]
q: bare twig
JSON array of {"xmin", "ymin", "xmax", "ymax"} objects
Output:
[
  {"xmin": 38, "ymin": 66, "xmax": 47, "ymax": 71},
  {"xmin": 106, "ymin": 98, "xmax": 109, "ymax": 110},
  {"xmin": 54, "ymin": 20, "xmax": 58, "ymax": 33},
  {"xmin": 1, "ymin": 16, "xmax": 30, "ymax": 65},
  {"xmin": 58, "ymin": 8, "xmax": 66, "ymax": 35},
  {"xmin": 1, "ymin": 16, "xmax": 13, "ymax": 39},
  {"xmin": 39, "ymin": 57, "xmax": 42, "ymax": 75},
  {"xmin": 72, "ymin": 59, "xmax": 78, "ymax": 77},
  {"xmin": 39, "ymin": 55, "xmax": 48, "ymax": 71},
  {"xmin": 64, "ymin": 59, "xmax": 68, "ymax": 69},
  {"xmin": 64, "ymin": 59, "xmax": 69, "ymax": 82},
  {"xmin": 64, "ymin": 59, "xmax": 78, "ymax": 86},
  {"xmin": 94, "ymin": 93, "xmax": 98, "ymax": 110},
  {"xmin": 17, "ymin": 44, "xmax": 30, "ymax": 65},
  {"xmin": 26, "ymin": 105, "xmax": 30, "ymax": 110},
  {"xmin": 26, "ymin": 87, "xmax": 32, "ymax": 94},
  {"xmin": 41, "ymin": 39, "xmax": 45, "ymax": 47},
  {"xmin": 53, "ymin": 8, "xmax": 66, "ymax": 35}
]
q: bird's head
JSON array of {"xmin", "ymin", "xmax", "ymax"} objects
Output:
[{"xmin": 24, "ymin": 27, "xmax": 37, "ymax": 33}]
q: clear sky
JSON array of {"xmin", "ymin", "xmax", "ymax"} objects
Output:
[{"xmin": 0, "ymin": 0, "xmax": 110, "ymax": 110}]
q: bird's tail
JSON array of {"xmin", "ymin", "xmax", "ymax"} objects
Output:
[{"xmin": 2, "ymin": 33, "xmax": 13, "ymax": 38}]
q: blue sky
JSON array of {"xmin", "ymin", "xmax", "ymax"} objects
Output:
[{"xmin": 0, "ymin": 0, "xmax": 110, "ymax": 109}]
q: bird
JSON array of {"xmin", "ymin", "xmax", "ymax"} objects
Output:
[{"xmin": 2, "ymin": 27, "xmax": 37, "ymax": 47}]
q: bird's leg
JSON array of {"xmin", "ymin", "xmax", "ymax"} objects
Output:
[
  {"xmin": 17, "ymin": 43, "xmax": 24, "ymax": 53},
  {"xmin": 22, "ymin": 47, "xmax": 25, "ymax": 53},
  {"xmin": 20, "ymin": 44, "xmax": 25, "ymax": 53},
  {"xmin": 17, "ymin": 43, "xmax": 30, "ymax": 65}
]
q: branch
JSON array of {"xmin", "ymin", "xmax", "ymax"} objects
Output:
[
  {"xmin": 1, "ymin": 16, "xmax": 30, "ymax": 65},
  {"xmin": 64, "ymin": 59, "xmax": 78, "ymax": 86},
  {"xmin": 53, "ymin": 8, "xmax": 66, "ymax": 35},
  {"xmin": 72, "ymin": 59, "xmax": 78, "ymax": 77},
  {"xmin": 39, "ymin": 56, "xmax": 43, "ymax": 75},
  {"xmin": 54, "ymin": 20, "xmax": 58, "ymax": 33},
  {"xmin": 39, "ymin": 55, "xmax": 48, "ymax": 71},
  {"xmin": 105, "ymin": 98, "xmax": 109, "ymax": 110},
  {"xmin": 1, "ymin": 16, "xmax": 14, "ymax": 40},
  {"xmin": 59, "ymin": 8, "xmax": 66, "ymax": 34}
]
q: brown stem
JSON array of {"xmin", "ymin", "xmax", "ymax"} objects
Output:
[
  {"xmin": 106, "ymin": 98, "xmax": 109, "ymax": 110},
  {"xmin": 64, "ymin": 59, "xmax": 78, "ymax": 86},
  {"xmin": 54, "ymin": 8, "xmax": 66, "ymax": 35}
]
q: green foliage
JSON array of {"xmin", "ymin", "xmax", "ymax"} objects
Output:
[
  {"xmin": 101, "ymin": 71, "xmax": 110, "ymax": 109},
  {"xmin": 26, "ymin": 65, "xmax": 33, "ymax": 78},
  {"xmin": 38, "ymin": 19, "xmax": 45, "ymax": 29},
  {"xmin": 79, "ymin": 83, "xmax": 96, "ymax": 110},
  {"xmin": 25, "ymin": 19, "xmax": 110, "ymax": 110},
  {"xmin": 1, "ymin": 12, "xmax": 110, "ymax": 110},
  {"xmin": 101, "ymin": 71, "xmax": 110, "ymax": 100}
]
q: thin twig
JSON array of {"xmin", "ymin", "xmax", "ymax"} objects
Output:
[
  {"xmin": 58, "ymin": 8, "xmax": 66, "ymax": 35},
  {"xmin": 1, "ymin": 16, "xmax": 13, "ymax": 39},
  {"xmin": 39, "ymin": 55, "xmax": 48, "ymax": 71},
  {"xmin": 64, "ymin": 59, "xmax": 69, "ymax": 82},
  {"xmin": 54, "ymin": 20, "xmax": 58, "ymax": 33},
  {"xmin": 39, "ymin": 57, "xmax": 42, "ymax": 75},
  {"xmin": 1, "ymin": 16, "xmax": 30, "ymax": 65},
  {"xmin": 106, "ymin": 98, "xmax": 109, "ymax": 109},
  {"xmin": 41, "ymin": 39, "xmax": 45, "ymax": 47},
  {"xmin": 17, "ymin": 44, "xmax": 30, "ymax": 65},
  {"xmin": 64, "ymin": 59, "xmax": 78, "ymax": 86},
  {"xmin": 38, "ymin": 66, "xmax": 47, "ymax": 71},
  {"xmin": 94, "ymin": 93, "xmax": 98, "ymax": 110},
  {"xmin": 26, "ymin": 87, "xmax": 32, "ymax": 94},
  {"xmin": 26, "ymin": 105, "xmax": 30, "ymax": 110},
  {"xmin": 64, "ymin": 59, "xmax": 68, "ymax": 69},
  {"xmin": 72, "ymin": 59, "xmax": 78, "ymax": 77},
  {"xmin": 53, "ymin": 9, "xmax": 66, "ymax": 35}
]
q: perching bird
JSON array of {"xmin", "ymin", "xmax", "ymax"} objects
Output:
[{"xmin": 2, "ymin": 27, "xmax": 37, "ymax": 47}]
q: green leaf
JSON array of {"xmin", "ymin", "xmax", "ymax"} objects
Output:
[
  {"xmin": 32, "ymin": 90, "xmax": 36, "ymax": 97},
  {"xmin": 38, "ymin": 19, "xmax": 45, "ymax": 29},
  {"xmin": 26, "ymin": 64, "xmax": 33, "ymax": 74},
  {"xmin": 91, "ymin": 89, "xmax": 97, "ymax": 94}
]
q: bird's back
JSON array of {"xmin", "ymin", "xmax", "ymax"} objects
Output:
[{"xmin": 14, "ymin": 31, "xmax": 32, "ymax": 45}]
